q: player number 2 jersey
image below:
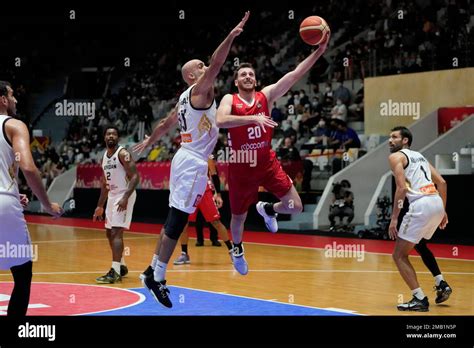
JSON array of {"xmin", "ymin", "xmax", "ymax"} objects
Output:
[
  {"xmin": 227, "ymin": 92, "xmax": 275, "ymax": 169},
  {"xmin": 177, "ymin": 84, "xmax": 218, "ymax": 160},
  {"xmin": 102, "ymin": 146, "xmax": 129, "ymax": 197},
  {"xmin": 399, "ymin": 149, "xmax": 438, "ymax": 202}
]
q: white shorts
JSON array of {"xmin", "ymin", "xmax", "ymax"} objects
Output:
[
  {"xmin": 398, "ymin": 195, "xmax": 445, "ymax": 244},
  {"xmin": 169, "ymin": 148, "xmax": 208, "ymax": 214},
  {"xmin": 0, "ymin": 194, "xmax": 32, "ymax": 270},
  {"xmin": 105, "ymin": 191, "xmax": 136, "ymax": 230}
]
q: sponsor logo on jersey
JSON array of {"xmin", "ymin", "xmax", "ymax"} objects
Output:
[
  {"xmin": 236, "ymin": 103, "xmax": 243, "ymax": 109},
  {"xmin": 240, "ymin": 140, "xmax": 269, "ymax": 151},
  {"xmin": 182, "ymin": 133, "xmax": 192, "ymax": 143}
]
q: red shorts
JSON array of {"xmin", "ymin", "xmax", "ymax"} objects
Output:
[
  {"xmin": 228, "ymin": 156, "xmax": 293, "ymax": 215},
  {"xmin": 189, "ymin": 185, "xmax": 220, "ymax": 222}
]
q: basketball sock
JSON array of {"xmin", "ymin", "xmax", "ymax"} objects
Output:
[
  {"xmin": 224, "ymin": 240, "xmax": 233, "ymax": 250},
  {"xmin": 233, "ymin": 242, "xmax": 243, "ymax": 255},
  {"xmin": 154, "ymin": 260, "xmax": 167, "ymax": 282},
  {"xmin": 264, "ymin": 203, "xmax": 276, "ymax": 216},
  {"xmin": 112, "ymin": 262, "xmax": 121, "ymax": 275},
  {"xmin": 181, "ymin": 244, "xmax": 188, "ymax": 254},
  {"xmin": 151, "ymin": 254, "xmax": 159, "ymax": 270},
  {"xmin": 434, "ymin": 274, "xmax": 444, "ymax": 286},
  {"xmin": 120, "ymin": 256, "xmax": 126, "ymax": 266},
  {"xmin": 412, "ymin": 287, "xmax": 425, "ymax": 300}
]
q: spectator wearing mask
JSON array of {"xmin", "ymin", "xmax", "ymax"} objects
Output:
[
  {"xmin": 298, "ymin": 89, "xmax": 310, "ymax": 107},
  {"xmin": 331, "ymin": 98, "xmax": 348, "ymax": 122},
  {"xmin": 322, "ymin": 82, "xmax": 334, "ymax": 116},
  {"xmin": 299, "ymin": 101, "xmax": 321, "ymax": 136},
  {"xmin": 312, "ymin": 118, "xmax": 330, "ymax": 149},
  {"xmin": 333, "ymin": 80, "xmax": 351, "ymax": 106}
]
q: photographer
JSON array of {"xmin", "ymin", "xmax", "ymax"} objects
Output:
[{"xmin": 329, "ymin": 179, "xmax": 354, "ymax": 231}]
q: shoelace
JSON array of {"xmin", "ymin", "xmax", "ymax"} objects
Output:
[{"xmin": 158, "ymin": 282, "xmax": 170, "ymax": 296}]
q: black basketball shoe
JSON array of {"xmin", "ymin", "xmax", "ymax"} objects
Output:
[
  {"xmin": 435, "ymin": 280, "xmax": 452, "ymax": 304},
  {"xmin": 143, "ymin": 277, "xmax": 172, "ymax": 308},
  {"xmin": 139, "ymin": 265, "xmax": 153, "ymax": 281},
  {"xmin": 96, "ymin": 268, "xmax": 122, "ymax": 284},
  {"xmin": 397, "ymin": 296, "xmax": 429, "ymax": 312},
  {"xmin": 120, "ymin": 265, "xmax": 128, "ymax": 277}
]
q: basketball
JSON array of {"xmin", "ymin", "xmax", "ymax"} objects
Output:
[{"xmin": 299, "ymin": 16, "xmax": 330, "ymax": 46}]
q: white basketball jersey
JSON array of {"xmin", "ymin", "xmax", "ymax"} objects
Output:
[
  {"xmin": 399, "ymin": 149, "xmax": 438, "ymax": 203},
  {"xmin": 177, "ymin": 84, "xmax": 218, "ymax": 159},
  {"xmin": 102, "ymin": 146, "xmax": 129, "ymax": 197},
  {"xmin": 0, "ymin": 115, "xmax": 19, "ymax": 198}
]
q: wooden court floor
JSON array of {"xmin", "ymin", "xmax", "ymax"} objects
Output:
[{"xmin": 1, "ymin": 222, "xmax": 472, "ymax": 315}]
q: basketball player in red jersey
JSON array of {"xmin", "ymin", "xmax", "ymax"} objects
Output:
[{"xmin": 216, "ymin": 36, "xmax": 330, "ymax": 275}]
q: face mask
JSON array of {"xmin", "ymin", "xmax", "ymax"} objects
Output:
[
  {"xmin": 300, "ymin": 93, "xmax": 305, "ymax": 98},
  {"xmin": 318, "ymin": 120, "xmax": 325, "ymax": 127},
  {"xmin": 337, "ymin": 101, "xmax": 342, "ymax": 105},
  {"xmin": 325, "ymin": 87, "xmax": 330, "ymax": 92}
]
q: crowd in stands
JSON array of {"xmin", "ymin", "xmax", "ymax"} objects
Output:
[
  {"xmin": 8, "ymin": 0, "xmax": 472, "ymax": 195},
  {"xmin": 325, "ymin": 0, "xmax": 473, "ymax": 80}
]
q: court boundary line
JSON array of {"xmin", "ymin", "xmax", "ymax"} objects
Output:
[
  {"xmin": 1, "ymin": 270, "xmax": 472, "ymax": 276},
  {"xmin": 129, "ymin": 285, "xmax": 364, "ymax": 316},
  {"xmin": 26, "ymin": 222, "xmax": 474, "ymax": 263}
]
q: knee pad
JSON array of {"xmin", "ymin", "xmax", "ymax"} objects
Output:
[{"xmin": 164, "ymin": 207, "xmax": 189, "ymax": 240}]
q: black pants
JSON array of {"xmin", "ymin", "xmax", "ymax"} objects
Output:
[
  {"xmin": 329, "ymin": 206, "xmax": 354, "ymax": 226},
  {"xmin": 195, "ymin": 211, "xmax": 218, "ymax": 243},
  {"xmin": 8, "ymin": 260, "xmax": 33, "ymax": 317},
  {"xmin": 302, "ymin": 159, "xmax": 313, "ymax": 192}
]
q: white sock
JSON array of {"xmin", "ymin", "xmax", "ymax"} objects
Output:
[
  {"xmin": 434, "ymin": 274, "xmax": 444, "ymax": 286},
  {"xmin": 154, "ymin": 260, "xmax": 167, "ymax": 282},
  {"xmin": 112, "ymin": 261, "xmax": 121, "ymax": 275},
  {"xmin": 121, "ymin": 256, "xmax": 126, "ymax": 266},
  {"xmin": 151, "ymin": 254, "xmax": 159, "ymax": 270},
  {"xmin": 412, "ymin": 287, "xmax": 425, "ymax": 300}
]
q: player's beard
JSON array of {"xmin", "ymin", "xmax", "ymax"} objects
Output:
[
  {"xmin": 389, "ymin": 143, "xmax": 402, "ymax": 153},
  {"xmin": 7, "ymin": 103, "xmax": 16, "ymax": 117},
  {"xmin": 106, "ymin": 140, "xmax": 117, "ymax": 149}
]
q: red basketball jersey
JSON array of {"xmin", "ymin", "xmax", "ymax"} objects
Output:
[{"xmin": 228, "ymin": 92, "xmax": 276, "ymax": 169}]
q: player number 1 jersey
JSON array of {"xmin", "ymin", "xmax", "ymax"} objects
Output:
[{"xmin": 399, "ymin": 149, "xmax": 438, "ymax": 202}]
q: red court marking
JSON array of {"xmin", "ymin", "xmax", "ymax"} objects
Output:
[
  {"xmin": 0, "ymin": 282, "xmax": 143, "ymax": 315},
  {"xmin": 25, "ymin": 215, "xmax": 474, "ymax": 260}
]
